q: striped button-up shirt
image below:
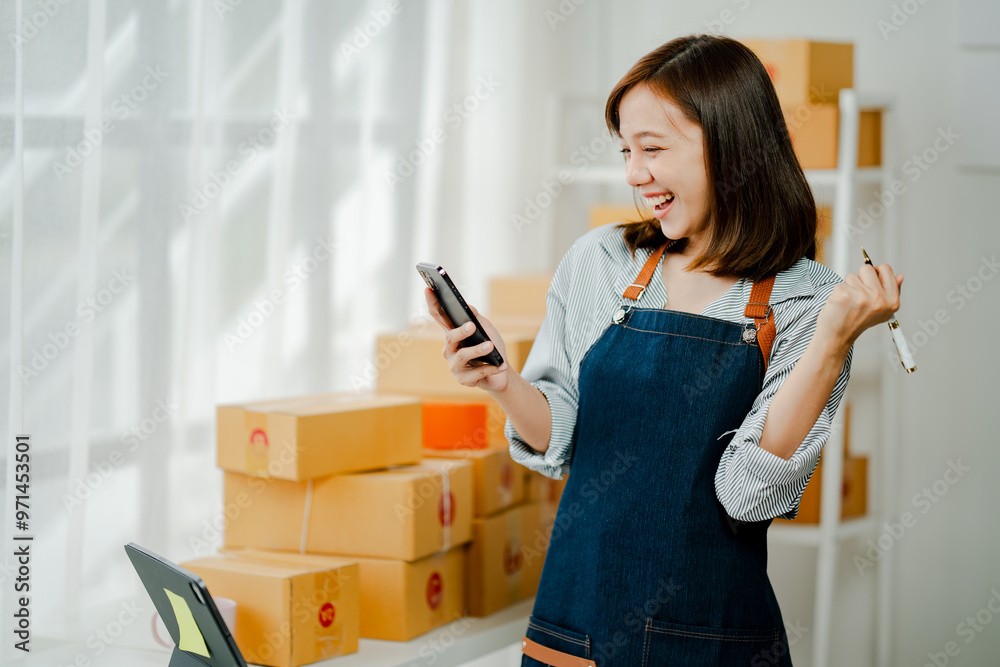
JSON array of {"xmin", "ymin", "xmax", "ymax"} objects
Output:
[{"xmin": 505, "ymin": 223, "xmax": 854, "ymax": 522}]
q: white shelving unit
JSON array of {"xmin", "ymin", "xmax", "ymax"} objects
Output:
[
  {"xmin": 543, "ymin": 89, "xmax": 901, "ymax": 667},
  {"xmin": 773, "ymin": 88, "xmax": 900, "ymax": 667}
]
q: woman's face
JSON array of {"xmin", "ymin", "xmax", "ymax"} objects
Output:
[{"xmin": 618, "ymin": 84, "xmax": 712, "ymax": 255}]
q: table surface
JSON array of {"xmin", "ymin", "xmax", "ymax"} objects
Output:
[{"xmin": 16, "ymin": 598, "xmax": 534, "ymax": 667}]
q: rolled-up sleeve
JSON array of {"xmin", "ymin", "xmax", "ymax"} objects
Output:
[
  {"xmin": 714, "ymin": 282, "xmax": 854, "ymax": 522},
  {"xmin": 505, "ymin": 250, "xmax": 580, "ymax": 480}
]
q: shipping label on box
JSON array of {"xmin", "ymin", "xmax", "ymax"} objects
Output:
[
  {"xmin": 224, "ymin": 459, "xmax": 473, "ymax": 561},
  {"xmin": 181, "ymin": 553, "xmax": 359, "ymax": 667},
  {"xmin": 423, "ymin": 446, "xmax": 524, "ymax": 516},
  {"xmin": 217, "ymin": 392, "xmax": 422, "ymax": 480},
  {"xmin": 466, "ymin": 502, "xmax": 543, "ymax": 617}
]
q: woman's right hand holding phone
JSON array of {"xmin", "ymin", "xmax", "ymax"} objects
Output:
[{"xmin": 424, "ymin": 287, "xmax": 510, "ymax": 393}]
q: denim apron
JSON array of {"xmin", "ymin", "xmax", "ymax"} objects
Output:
[{"xmin": 521, "ymin": 240, "xmax": 793, "ymax": 666}]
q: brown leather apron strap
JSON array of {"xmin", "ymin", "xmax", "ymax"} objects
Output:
[
  {"xmin": 621, "ymin": 240, "xmax": 779, "ymax": 372},
  {"xmin": 744, "ymin": 275, "xmax": 777, "ymax": 372},
  {"xmin": 521, "ymin": 636, "xmax": 597, "ymax": 666},
  {"xmin": 622, "ymin": 240, "xmax": 675, "ymax": 301}
]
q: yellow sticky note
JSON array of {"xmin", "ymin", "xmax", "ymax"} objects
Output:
[{"xmin": 164, "ymin": 588, "xmax": 211, "ymax": 658}]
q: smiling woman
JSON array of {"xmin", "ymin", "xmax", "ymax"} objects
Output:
[{"xmin": 421, "ymin": 34, "xmax": 902, "ymax": 667}]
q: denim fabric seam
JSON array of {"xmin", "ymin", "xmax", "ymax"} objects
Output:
[
  {"xmin": 527, "ymin": 621, "xmax": 589, "ymax": 648},
  {"xmin": 619, "ymin": 326, "xmax": 751, "ymax": 346},
  {"xmin": 645, "ymin": 624, "xmax": 779, "ymax": 643},
  {"xmin": 642, "ymin": 618, "xmax": 652, "ymax": 666},
  {"xmin": 626, "ymin": 306, "xmax": 756, "ymax": 329}
]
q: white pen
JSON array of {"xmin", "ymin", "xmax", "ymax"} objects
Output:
[{"xmin": 862, "ymin": 247, "xmax": 916, "ymax": 373}]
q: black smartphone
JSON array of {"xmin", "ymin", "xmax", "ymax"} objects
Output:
[{"xmin": 417, "ymin": 262, "xmax": 504, "ymax": 367}]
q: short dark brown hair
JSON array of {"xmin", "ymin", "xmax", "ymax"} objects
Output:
[{"xmin": 605, "ymin": 35, "xmax": 817, "ymax": 281}]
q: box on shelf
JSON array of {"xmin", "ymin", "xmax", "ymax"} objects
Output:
[
  {"xmin": 784, "ymin": 104, "xmax": 882, "ymax": 169},
  {"xmin": 488, "ymin": 273, "xmax": 553, "ymax": 321},
  {"xmin": 423, "ymin": 446, "xmax": 524, "ymax": 517},
  {"xmin": 777, "ymin": 455, "xmax": 868, "ymax": 524},
  {"xmin": 181, "ymin": 552, "xmax": 359, "ymax": 667},
  {"xmin": 740, "ymin": 39, "xmax": 853, "ymax": 107},
  {"xmin": 217, "ymin": 392, "xmax": 422, "ymax": 481},
  {"xmin": 223, "ymin": 547, "xmax": 465, "ymax": 642},
  {"xmin": 815, "ymin": 206, "xmax": 832, "ymax": 267},
  {"xmin": 466, "ymin": 502, "xmax": 545, "ymax": 617},
  {"xmin": 376, "ymin": 325, "xmax": 536, "ymax": 398},
  {"xmin": 223, "ymin": 459, "xmax": 473, "ymax": 561},
  {"xmin": 589, "ymin": 204, "xmax": 647, "ymax": 230}
]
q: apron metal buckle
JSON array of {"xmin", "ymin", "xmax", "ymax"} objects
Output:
[
  {"xmin": 613, "ymin": 305, "xmax": 630, "ymax": 324},
  {"xmin": 741, "ymin": 323, "xmax": 757, "ymax": 343}
]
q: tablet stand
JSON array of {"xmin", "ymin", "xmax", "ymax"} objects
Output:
[{"xmin": 169, "ymin": 647, "xmax": 209, "ymax": 667}]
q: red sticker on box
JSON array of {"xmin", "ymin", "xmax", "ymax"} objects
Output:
[
  {"xmin": 426, "ymin": 572, "xmax": 443, "ymax": 610},
  {"xmin": 249, "ymin": 428, "xmax": 269, "ymax": 451},
  {"xmin": 500, "ymin": 463, "xmax": 512, "ymax": 490},
  {"xmin": 438, "ymin": 491, "xmax": 455, "ymax": 527},
  {"xmin": 318, "ymin": 602, "xmax": 335, "ymax": 627},
  {"xmin": 503, "ymin": 541, "xmax": 523, "ymax": 575}
]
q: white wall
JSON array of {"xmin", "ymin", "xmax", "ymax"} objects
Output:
[{"xmin": 463, "ymin": 0, "xmax": 999, "ymax": 665}]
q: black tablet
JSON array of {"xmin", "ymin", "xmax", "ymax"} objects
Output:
[{"xmin": 124, "ymin": 542, "xmax": 246, "ymax": 667}]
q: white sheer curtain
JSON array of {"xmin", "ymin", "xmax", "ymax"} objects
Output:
[{"xmin": 0, "ymin": 0, "xmax": 589, "ymax": 648}]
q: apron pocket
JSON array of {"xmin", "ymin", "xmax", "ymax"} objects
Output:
[
  {"xmin": 522, "ymin": 615, "xmax": 595, "ymax": 666},
  {"xmin": 641, "ymin": 617, "xmax": 782, "ymax": 666}
]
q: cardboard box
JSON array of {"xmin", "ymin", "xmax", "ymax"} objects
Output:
[
  {"xmin": 523, "ymin": 469, "xmax": 568, "ymax": 506},
  {"xmin": 224, "ymin": 459, "xmax": 473, "ymax": 561},
  {"xmin": 223, "ymin": 548, "xmax": 465, "ymax": 642},
  {"xmin": 466, "ymin": 502, "xmax": 545, "ymax": 616},
  {"xmin": 815, "ymin": 206, "xmax": 832, "ymax": 267},
  {"xmin": 488, "ymin": 273, "xmax": 554, "ymax": 321},
  {"xmin": 352, "ymin": 548, "xmax": 466, "ymax": 640},
  {"xmin": 423, "ymin": 402, "xmax": 490, "ymax": 450},
  {"xmin": 423, "ymin": 447, "xmax": 524, "ymax": 517},
  {"xmin": 181, "ymin": 553, "xmax": 359, "ymax": 667},
  {"xmin": 376, "ymin": 326, "xmax": 535, "ymax": 398},
  {"xmin": 589, "ymin": 204, "xmax": 648, "ymax": 230},
  {"xmin": 784, "ymin": 104, "xmax": 882, "ymax": 169},
  {"xmin": 409, "ymin": 393, "xmax": 509, "ymax": 450},
  {"xmin": 741, "ymin": 39, "xmax": 853, "ymax": 107},
  {"xmin": 776, "ymin": 455, "xmax": 868, "ymax": 524},
  {"xmin": 217, "ymin": 392, "xmax": 422, "ymax": 480}
]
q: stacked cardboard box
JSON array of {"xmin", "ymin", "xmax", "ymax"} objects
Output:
[
  {"xmin": 218, "ymin": 548, "xmax": 466, "ymax": 643},
  {"xmin": 423, "ymin": 446, "xmax": 550, "ymax": 617},
  {"xmin": 181, "ymin": 552, "xmax": 360, "ymax": 667},
  {"xmin": 220, "ymin": 458, "xmax": 473, "ymax": 641},
  {"xmin": 741, "ymin": 39, "xmax": 881, "ymax": 170},
  {"xmin": 198, "ymin": 267, "xmax": 559, "ymax": 654},
  {"xmin": 211, "ymin": 391, "xmax": 477, "ymax": 645}
]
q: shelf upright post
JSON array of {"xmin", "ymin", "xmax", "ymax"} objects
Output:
[
  {"xmin": 811, "ymin": 87, "xmax": 861, "ymax": 667},
  {"xmin": 870, "ymin": 91, "xmax": 899, "ymax": 667}
]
